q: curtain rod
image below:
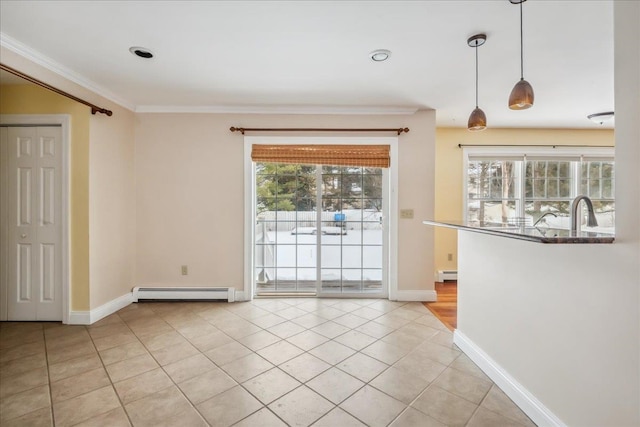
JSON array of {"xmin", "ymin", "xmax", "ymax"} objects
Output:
[
  {"xmin": 0, "ymin": 63, "xmax": 113, "ymax": 117},
  {"xmin": 458, "ymin": 144, "xmax": 612, "ymax": 148},
  {"xmin": 230, "ymin": 127, "xmax": 410, "ymax": 135}
]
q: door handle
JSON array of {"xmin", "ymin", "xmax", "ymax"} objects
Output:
[{"xmin": 20, "ymin": 234, "xmax": 27, "ymax": 239}]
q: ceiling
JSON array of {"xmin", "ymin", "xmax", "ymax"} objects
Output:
[{"xmin": 0, "ymin": 1, "xmax": 614, "ymax": 129}]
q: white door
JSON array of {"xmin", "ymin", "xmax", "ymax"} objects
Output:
[{"xmin": 0, "ymin": 126, "xmax": 63, "ymax": 320}]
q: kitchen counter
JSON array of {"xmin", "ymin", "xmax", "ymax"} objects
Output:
[{"xmin": 423, "ymin": 220, "xmax": 615, "ymax": 244}]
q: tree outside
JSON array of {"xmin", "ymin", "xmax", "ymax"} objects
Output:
[
  {"xmin": 467, "ymin": 160, "xmax": 517, "ymax": 226},
  {"xmin": 256, "ymin": 163, "xmax": 316, "ymax": 213},
  {"xmin": 467, "ymin": 159, "xmax": 615, "ymax": 228},
  {"xmin": 256, "ymin": 163, "xmax": 382, "ymax": 214}
]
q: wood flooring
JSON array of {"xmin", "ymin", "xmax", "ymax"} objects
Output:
[{"xmin": 423, "ymin": 281, "xmax": 457, "ymax": 331}]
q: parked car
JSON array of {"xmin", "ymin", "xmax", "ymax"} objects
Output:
[{"xmin": 291, "ymin": 227, "xmax": 317, "ymax": 235}]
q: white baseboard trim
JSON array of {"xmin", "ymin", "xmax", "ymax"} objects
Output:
[
  {"xmin": 67, "ymin": 292, "xmax": 134, "ymax": 325},
  {"xmin": 234, "ymin": 290, "xmax": 248, "ymax": 302},
  {"xmin": 91, "ymin": 293, "xmax": 134, "ymax": 324},
  {"xmin": 395, "ymin": 290, "xmax": 437, "ymax": 302},
  {"xmin": 453, "ymin": 330, "xmax": 566, "ymax": 427},
  {"xmin": 67, "ymin": 311, "xmax": 90, "ymax": 325}
]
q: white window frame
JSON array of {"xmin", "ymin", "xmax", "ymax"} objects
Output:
[
  {"xmin": 463, "ymin": 146, "xmax": 614, "ymax": 223},
  {"xmin": 243, "ymin": 136, "xmax": 398, "ymax": 301}
]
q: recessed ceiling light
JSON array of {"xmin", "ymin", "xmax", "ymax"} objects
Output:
[
  {"xmin": 369, "ymin": 49, "xmax": 391, "ymax": 62},
  {"xmin": 129, "ymin": 46, "xmax": 154, "ymax": 59}
]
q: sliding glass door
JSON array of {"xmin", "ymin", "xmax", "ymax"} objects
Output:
[
  {"xmin": 319, "ymin": 165, "xmax": 384, "ymax": 294},
  {"xmin": 254, "ymin": 163, "xmax": 387, "ymax": 297}
]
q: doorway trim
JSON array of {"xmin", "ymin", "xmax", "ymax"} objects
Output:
[
  {"xmin": 0, "ymin": 114, "xmax": 70, "ymax": 323},
  {"xmin": 243, "ymin": 136, "xmax": 398, "ymax": 301}
]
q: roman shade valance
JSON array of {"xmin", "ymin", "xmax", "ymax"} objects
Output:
[{"xmin": 251, "ymin": 144, "xmax": 391, "ymax": 168}]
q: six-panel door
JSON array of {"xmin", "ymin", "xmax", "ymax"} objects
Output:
[{"xmin": 2, "ymin": 126, "xmax": 62, "ymax": 321}]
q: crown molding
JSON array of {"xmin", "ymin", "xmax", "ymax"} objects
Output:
[
  {"xmin": 135, "ymin": 104, "xmax": 420, "ymax": 115},
  {"xmin": 0, "ymin": 32, "xmax": 135, "ymax": 112}
]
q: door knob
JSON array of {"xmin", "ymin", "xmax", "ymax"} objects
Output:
[{"xmin": 20, "ymin": 234, "xmax": 27, "ymax": 238}]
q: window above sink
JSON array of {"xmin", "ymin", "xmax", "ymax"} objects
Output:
[{"xmin": 463, "ymin": 146, "xmax": 615, "ymax": 235}]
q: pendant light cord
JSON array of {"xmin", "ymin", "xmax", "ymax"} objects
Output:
[
  {"xmin": 520, "ymin": 1, "xmax": 524, "ymax": 80},
  {"xmin": 475, "ymin": 45, "xmax": 479, "ymax": 107}
]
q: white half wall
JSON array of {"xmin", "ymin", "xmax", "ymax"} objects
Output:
[{"xmin": 457, "ymin": 232, "xmax": 638, "ymax": 426}]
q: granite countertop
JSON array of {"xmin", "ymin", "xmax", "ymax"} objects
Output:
[{"xmin": 423, "ymin": 220, "xmax": 615, "ymax": 244}]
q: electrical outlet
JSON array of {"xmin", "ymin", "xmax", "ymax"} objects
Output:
[
  {"xmin": 448, "ymin": 253, "xmax": 453, "ymax": 261},
  {"xmin": 400, "ymin": 209, "xmax": 414, "ymax": 219},
  {"xmin": 181, "ymin": 265, "xmax": 188, "ymax": 275}
]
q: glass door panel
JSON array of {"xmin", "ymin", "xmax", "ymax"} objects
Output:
[
  {"xmin": 255, "ymin": 163, "xmax": 317, "ymax": 294},
  {"xmin": 255, "ymin": 162, "xmax": 386, "ymax": 297},
  {"xmin": 319, "ymin": 166, "xmax": 384, "ymax": 295}
]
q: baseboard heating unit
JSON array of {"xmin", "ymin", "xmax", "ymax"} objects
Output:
[
  {"xmin": 437, "ymin": 270, "xmax": 458, "ymax": 282},
  {"xmin": 132, "ymin": 287, "xmax": 235, "ymax": 303}
]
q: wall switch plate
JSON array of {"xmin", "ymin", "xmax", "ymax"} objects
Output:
[
  {"xmin": 181, "ymin": 265, "xmax": 188, "ymax": 275},
  {"xmin": 400, "ymin": 209, "xmax": 414, "ymax": 219}
]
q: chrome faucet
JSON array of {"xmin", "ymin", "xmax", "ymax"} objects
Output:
[
  {"xmin": 570, "ymin": 195, "xmax": 598, "ymax": 234},
  {"xmin": 533, "ymin": 212, "xmax": 557, "ymax": 227}
]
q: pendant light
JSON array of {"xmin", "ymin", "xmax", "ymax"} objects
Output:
[
  {"xmin": 467, "ymin": 34, "xmax": 487, "ymax": 131},
  {"xmin": 508, "ymin": 0, "xmax": 534, "ymax": 110}
]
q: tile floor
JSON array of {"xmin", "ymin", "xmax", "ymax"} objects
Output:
[{"xmin": 0, "ymin": 298, "xmax": 536, "ymax": 426}]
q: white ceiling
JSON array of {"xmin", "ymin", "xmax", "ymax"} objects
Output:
[{"xmin": 0, "ymin": 0, "xmax": 614, "ymax": 129}]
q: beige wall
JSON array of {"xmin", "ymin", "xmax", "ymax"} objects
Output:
[
  {"xmin": 1, "ymin": 47, "xmax": 434, "ymax": 311},
  {"xmin": 135, "ymin": 111, "xmax": 435, "ymax": 295},
  {"xmin": 0, "ymin": 46, "xmax": 137, "ymax": 311},
  {"xmin": 89, "ymin": 106, "xmax": 136, "ymax": 308},
  {"xmin": 434, "ymin": 127, "xmax": 614, "ymax": 274}
]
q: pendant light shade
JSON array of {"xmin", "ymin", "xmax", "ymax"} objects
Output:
[
  {"xmin": 467, "ymin": 34, "xmax": 487, "ymax": 131},
  {"xmin": 468, "ymin": 107, "xmax": 487, "ymax": 131},
  {"xmin": 509, "ymin": 0, "xmax": 534, "ymax": 110},
  {"xmin": 509, "ymin": 78, "xmax": 534, "ymax": 109}
]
